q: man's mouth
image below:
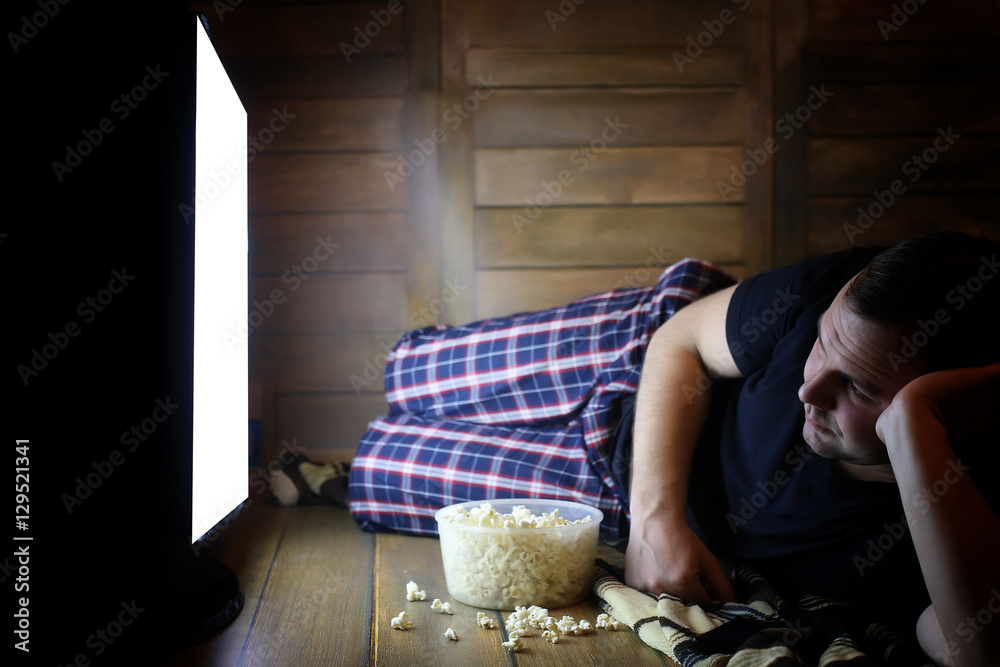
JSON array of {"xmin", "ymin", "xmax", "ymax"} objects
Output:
[{"xmin": 804, "ymin": 407, "xmax": 834, "ymax": 434}]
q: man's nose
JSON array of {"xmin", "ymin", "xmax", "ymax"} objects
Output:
[{"xmin": 799, "ymin": 366, "xmax": 834, "ymax": 411}]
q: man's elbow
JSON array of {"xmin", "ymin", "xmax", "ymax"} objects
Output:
[{"xmin": 917, "ymin": 605, "xmax": 1000, "ymax": 667}]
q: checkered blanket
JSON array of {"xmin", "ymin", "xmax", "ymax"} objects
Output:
[
  {"xmin": 594, "ymin": 554, "xmax": 932, "ymax": 667},
  {"xmin": 349, "ymin": 259, "xmax": 736, "ymax": 538}
]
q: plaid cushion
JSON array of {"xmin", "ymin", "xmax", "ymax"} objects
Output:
[{"xmin": 349, "ymin": 258, "xmax": 736, "ymax": 538}]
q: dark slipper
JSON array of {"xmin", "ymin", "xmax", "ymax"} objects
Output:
[{"xmin": 282, "ymin": 453, "xmax": 351, "ymax": 506}]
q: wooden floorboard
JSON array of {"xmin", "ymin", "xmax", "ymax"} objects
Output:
[
  {"xmin": 241, "ymin": 506, "xmax": 373, "ymax": 667},
  {"xmin": 372, "ymin": 532, "xmax": 511, "ymax": 665},
  {"xmin": 372, "ymin": 531, "xmax": 670, "ymax": 667},
  {"xmin": 167, "ymin": 500, "xmax": 675, "ymax": 666},
  {"xmin": 166, "ymin": 498, "xmax": 291, "ymax": 667}
]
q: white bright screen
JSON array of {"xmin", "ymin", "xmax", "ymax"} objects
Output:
[{"xmin": 192, "ymin": 17, "xmax": 249, "ymax": 543}]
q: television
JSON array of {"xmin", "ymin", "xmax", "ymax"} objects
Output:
[{"xmin": 8, "ymin": 5, "xmax": 249, "ymax": 661}]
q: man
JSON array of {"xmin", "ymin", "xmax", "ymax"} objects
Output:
[
  {"xmin": 623, "ymin": 231, "xmax": 999, "ymax": 666},
  {"xmin": 345, "ymin": 231, "xmax": 998, "ymax": 664}
]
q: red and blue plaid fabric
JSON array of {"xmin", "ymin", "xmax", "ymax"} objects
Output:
[{"xmin": 349, "ymin": 258, "xmax": 736, "ymax": 539}]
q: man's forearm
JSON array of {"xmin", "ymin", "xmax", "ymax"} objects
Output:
[
  {"xmin": 879, "ymin": 380, "xmax": 1000, "ymax": 666},
  {"xmin": 624, "ymin": 284, "xmax": 741, "ymax": 602},
  {"xmin": 629, "ymin": 325, "xmax": 713, "ymax": 526}
]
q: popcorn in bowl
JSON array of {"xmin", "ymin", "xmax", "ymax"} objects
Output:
[{"xmin": 434, "ymin": 499, "xmax": 603, "ymax": 610}]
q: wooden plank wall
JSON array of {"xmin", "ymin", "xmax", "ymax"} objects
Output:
[
  {"xmin": 776, "ymin": 0, "xmax": 1000, "ymax": 264},
  {"xmin": 191, "ymin": 0, "xmax": 1000, "ymax": 466},
  {"xmin": 455, "ymin": 0, "xmax": 768, "ymax": 321}
]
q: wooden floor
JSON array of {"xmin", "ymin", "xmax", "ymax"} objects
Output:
[{"xmin": 167, "ymin": 499, "xmax": 675, "ymax": 666}]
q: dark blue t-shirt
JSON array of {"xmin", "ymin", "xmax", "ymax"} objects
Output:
[
  {"xmin": 609, "ymin": 247, "xmax": 999, "ymax": 632},
  {"xmin": 685, "ymin": 246, "xmax": 932, "ymax": 630}
]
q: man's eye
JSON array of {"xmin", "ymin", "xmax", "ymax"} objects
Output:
[{"xmin": 848, "ymin": 383, "xmax": 869, "ymax": 401}]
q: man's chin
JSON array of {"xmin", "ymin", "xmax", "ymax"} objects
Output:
[{"xmin": 802, "ymin": 422, "xmax": 837, "ymax": 459}]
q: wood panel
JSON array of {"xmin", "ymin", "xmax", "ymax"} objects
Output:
[
  {"xmin": 249, "ymin": 273, "xmax": 406, "ymax": 335},
  {"xmin": 245, "ymin": 99, "xmax": 405, "ymax": 152},
  {"xmin": 224, "ymin": 56, "xmax": 410, "ymax": 100},
  {"xmin": 806, "ymin": 196, "xmax": 1000, "ymax": 256},
  {"xmin": 807, "ymin": 137, "xmax": 1000, "ymax": 196},
  {"xmin": 467, "ymin": 0, "xmax": 748, "ymax": 47},
  {"xmin": 475, "ymin": 89, "xmax": 744, "ymax": 148},
  {"xmin": 803, "ymin": 43, "xmax": 1000, "ymax": 85},
  {"xmin": 476, "ymin": 147, "xmax": 745, "ymax": 206},
  {"xmin": 250, "ymin": 213, "xmax": 405, "ymax": 274},
  {"xmin": 476, "ymin": 205, "xmax": 744, "ymax": 268},
  {"xmin": 439, "ymin": 0, "xmax": 477, "ymax": 326},
  {"xmin": 466, "ymin": 48, "xmax": 746, "ymax": 88},
  {"xmin": 250, "ymin": 153, "xmax": 407, "ymax": 213},
  {"xmin": 250, "ymin": 333, "xmax": 402, "ymax": 394},
  {"xmin": 476, "ymin": 265, "xmax": 744, "ymax": 321},
  {"xmin": 809, "ymin": 85, "xmax": 1000, "ymax": 136},
  {"xmin": 189, "ymin": 3, "xmax": 406, "ymax": 56},
  {"xmin": 808, "ymin": 0, "xmax": 1000, "ymax": 42},
  {"xmin": 276, "ymin": 393, "xmax": 391, "ymax": 459}
]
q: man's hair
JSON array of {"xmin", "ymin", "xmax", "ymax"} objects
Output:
[{"xmin": 844, "ymin": 231, "xmax": 1000, "ymax": 372}]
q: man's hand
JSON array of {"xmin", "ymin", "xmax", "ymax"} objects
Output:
[
  {"xmin": 876, "ymin": 363, "xmax": 1000, "ymax": 447},
  {"xmin": 625, "ymin": 512, "xmax": 737, "ymax": 606}
]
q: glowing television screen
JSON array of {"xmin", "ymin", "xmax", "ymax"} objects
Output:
[{"xmin": 191, "ymin": 14, "xmax": 249, "ymax": 544}]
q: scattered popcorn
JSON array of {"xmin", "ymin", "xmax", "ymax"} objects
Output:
[
  {"xmin": 444, "ymin": 627, "xmax": 459, "ymax": 641},
  {"xmin": 556, "ymin": 615, "xmax": 578, "ymax": 635},
  {"xmin": 390, "ymin": 611, "xmax": 413, "ymax": 630},
  {"xmin": 596, "ymin": 612, "xmax": 629, "ymax": 631},
  {"xmin": 477, "ymin": 612, "xmax": 498, "ymax": 629},
  {"xmin": 501, "ymin": 635, "xmax": 523, "ymax": 652},
  {"xmin": 542, "ymin": 629, "xmax": 560, "ymax": 644},
  {"xmin": 574, "ymin": 619, "xmax": 594, "ymax": 635},
  {"xmin": 405, "ymin": 580, "xmax": 427, "ymax": 601},
  {"xmin": 430, "ymin": 598, "xmax": 454, "ymax": 614}
]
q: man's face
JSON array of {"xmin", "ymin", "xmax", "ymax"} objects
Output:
[{"xmin": 797, "ymin": 281, "xmax": 923, "ymax": 466}]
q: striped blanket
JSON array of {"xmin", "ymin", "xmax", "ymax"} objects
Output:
[{"xmin": 594, "ymin": 552, "xmax": 933, "ymax": 667}]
